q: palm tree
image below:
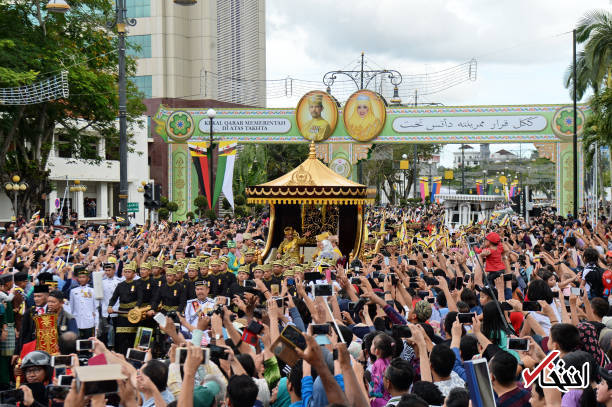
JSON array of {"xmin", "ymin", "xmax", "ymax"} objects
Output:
[
  {"xmin": 565, "ymin": 9, "xmax": 612, "ymax": 99},
  {"xmin": 564, "ymin": 10, "xmax": 612, "ymax": 207}
]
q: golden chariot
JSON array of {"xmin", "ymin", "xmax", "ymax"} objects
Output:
[{"xmin": 245, "ymin": 143, "xmax": 374, "ymax": 262}]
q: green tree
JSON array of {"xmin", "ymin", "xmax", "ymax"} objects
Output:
[
  {"xmin": 361, "ymin": 144, "xmax": 442, "ymax": 204},
  {"xmin": 158, "ymin": 207, "xmax": 169, "ymax": 221},
  {"xmin": 193, "ymin": 195, "xmax": 207, "ymax": 217},
  {"xmin": 565, "ymin": 10, "xmax": 612, "ymax": 202},
  {"xmin": 0, "ymin": 1, "xmax": 145, "ymax": 217},
  {"xmin": 565, "ymin": 10, "xmax": 612, "ymax": 99}
]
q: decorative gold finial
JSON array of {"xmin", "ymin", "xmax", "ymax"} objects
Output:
[{"xmin": 308, "ymin": 141, "xmax": 316, "ymax": 159}]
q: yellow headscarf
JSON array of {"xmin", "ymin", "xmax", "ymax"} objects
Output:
[{"xmin": 347, "ymin": 94, "xmax": 381, "ymax": 141}]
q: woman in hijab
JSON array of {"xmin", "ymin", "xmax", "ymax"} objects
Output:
[
  {"xmin": 577, "ymin": 321, "xmax": 610, "ymax": 367},
  {"xmin": 346, "ymin": 94, "xmax": 382, "ymax": 141}
]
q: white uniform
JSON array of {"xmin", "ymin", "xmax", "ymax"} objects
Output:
[
  {"xmin": 101, "ymin": 275, "xmax": 123, "ymax": 317},
  {"xmin": 184, "ymin": 298, "xmax": 216, "ymax": 327},
  {"xmin": 69, "ymin": 285, "xmax": 99, "ymax": 330}
]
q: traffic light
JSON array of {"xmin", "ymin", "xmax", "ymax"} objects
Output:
[
  {"xmin": 143, "ymin": 183, "xmax": 153, "ymax": 209},
  {"xmin": 153, "ymin": 184, "xmax": 162, "ymax": 209}
]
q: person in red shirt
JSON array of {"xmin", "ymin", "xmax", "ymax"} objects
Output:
[{"xmin": 475, "ymin": 232, "xmax": 506, "ymax": 273}]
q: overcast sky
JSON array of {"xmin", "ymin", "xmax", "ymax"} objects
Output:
[{"xmin": 265, "ymin": 0, "xmax": 610, "ymax": 166}]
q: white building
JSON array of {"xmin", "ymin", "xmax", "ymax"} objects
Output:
[
  {"xmin": 0, "ymin": 118, "xmax": 150, "ymax": 224},
  {"xmin": 453, "ymin": 145, "xmax": 481, "ymax": 168},
  {"xmin": 127, "ymin": 0, "xmax": 266, "ymax": 106},
  {"xmin": 490, "ymin": 149, "xmax": 518, "ymax": 162}
]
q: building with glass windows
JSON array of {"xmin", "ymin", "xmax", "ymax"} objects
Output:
[{"xmin": 127, "ymin": 0, "xmax": 266, "ymax": 106}]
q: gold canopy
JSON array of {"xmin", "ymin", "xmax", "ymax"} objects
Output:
[{"xmin": 246, "ymin": 143, "xmax": 373, "ymax": 205}]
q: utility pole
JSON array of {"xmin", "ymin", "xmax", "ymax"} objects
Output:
[
  {"xmin": 117, "ymin": 0, "xmax": 133, "ymax": 224},
  {"xmin": 573, "ymin": 28, "xmax": 578, "ymax": 218},
  {"xmin": 461, "ymin": 144, "xmax": 465, "ymax": 193},
  {"xmin": 413, "ymin": 90, "xmax": 418, "ymax": 198}
]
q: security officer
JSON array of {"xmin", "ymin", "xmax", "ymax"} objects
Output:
[
  {"xmin": 152, "ymin": 267, "xmax": 186, "ymax": 318},
  {"xmin": 68, "ymin": 266, "xmax": 98, "ymax": 339},
  {"xmin": 100, "ymin": 262, "xmax": 121, "ymax": 349},
  {"xmin": 107, "ymin": 261, "xmax": 139, "ymax": 355}
]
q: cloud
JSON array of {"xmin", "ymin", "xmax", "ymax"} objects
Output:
[
  {"xmin": 265, "ymin": 0, "xmax": 606, "ymax": 107},
  {"xmin": 267, "ymin": 0, "xmax": 607, "ymax": 66}
]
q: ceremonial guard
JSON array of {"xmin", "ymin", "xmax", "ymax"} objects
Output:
[
  {"xmin": 68, "ymin": 265, "xmax": 98, "ymax": 339},
  {"xmin": 107, "ymin": 261, "xmax": 139, "ymax": 355},
  {"xmin": 0, "ymin": 273, "xmax": 16, "ymax": 389},
  {"xmin": 152, "ymin": 267, "xmax": 186, "ymax": 318},
  {"xmin": 174, "ymin": 259, "xmax": 188, "ymax": 290},
  {"xmin": 15, "ymin": 286, "xmax": 77, "ymax": 363},
  {"xmin": 243, "ymin": 249, "xmax": 257, "ymax": 274},
  {"xmin": 184, "ymin": 261, "xmax": 201, "ymax": 300},
  {"xmin": 11, "ymin": 271, "xmax": 28, "ymax": 333},
  {"xmin": 277, "ymin": 227, "xmax": 309, "ymax": 262},
  {"xmin": 137, "ymin": 262, "xmax": 156, "ymax": 309},
  {"xmin": 217, "ymin": 257, "xmax": 237, "ymax": 297},
  {"xmin": 151, "ymin": 259, "xmax": 166, "ymax": 289}
]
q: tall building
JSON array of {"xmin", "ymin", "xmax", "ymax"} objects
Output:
[{"xmin": 127, "ymin": 0, "xmax": 266, "ymax": 106}]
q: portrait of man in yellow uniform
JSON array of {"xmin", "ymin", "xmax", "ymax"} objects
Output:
[
  {"xmin": 304, "ymin": 95, "xmax": 331, "ymax": 141},
  {"xmin": 296, "ymin": 90, "xmax": 338, "ymax": 142}
]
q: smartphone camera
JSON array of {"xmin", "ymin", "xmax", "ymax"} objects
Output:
[
  {"xmin": 507, "ymin": 338, "xmax": 529, "ymax": 351},
  {"xmin": 76, "ymin": 340, "xmax": 94, "ymax": 352},
  {"xmin": 457, "ymin": 312, "xmax": 475, "ymax": 324},
  {"xmin": 314, "ymin": 284, "xmax": 332, "ymax": 297}
]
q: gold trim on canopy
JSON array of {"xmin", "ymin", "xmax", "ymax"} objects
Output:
[
  {"xmin": 257, "ymin": 143, "xmax": 364, "ymax": 188},
  {"xmin": 246, "ymin": 142, "xmax": 370, "ymax": 205}
]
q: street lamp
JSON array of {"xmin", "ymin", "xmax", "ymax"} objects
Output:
[
  {"xmin": 49, "ymin": 0, "xmax": 196, "ymax": 225},
  {"xmin": 46, "ymin": 0, "xmax": 70, "ymax": 13},
  {"xmin": 400, "ymin": 153, "xmax": 409, "ymax": 199},
  {"xmin": 69, "ymin": 180, "xmax": 87, "ymax": 219},
  {"xmin": 207, "ymin": 108, "xmax": 216, "ymax": 209},
  {"xmin": 5, "ymin": 175, "xmax": 28, "ymax": 220},
  {"xmin": 323, "ymin": 52, "xmax": 402, "ymax": 184},
  {"xmin": 482, "ymin": 170, "xmax": 487, "ymax": 195}
]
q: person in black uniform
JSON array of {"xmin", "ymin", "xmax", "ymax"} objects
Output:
[
  {"xmin": 217, "ymin": 257, "xmax": 237, "ymax": 297},
  {"xmin": 174, "ymin": 259, "xmax": 188, "ymax": 290},
  {"xmin": 243, "ymin": 249, "xmax": 257, "ymax": 274},
  {"xmin": 151, "ymin": 259, "xmax": 166, "ymax": 290},
  {"xmin": 270, "ymin": 260, "xmax": 285, "ymax": 287},
  {"xmin": 206, "ymin": 259, "xmax": 223, "ymax": 297},
  {"xmin": 262, "ymin": 263, "xmax": 276, "ymax": 290},
  {"xmin": 137, "ymin": 262, "xmax": 157, "ymax": 325},
  {"xmin": 107, "ymin": 261, "xmax": 139, "ymax": 355},
  {"xmin": 152, "ymin": 267, "xmax": 186, "ymax": 319},
  {"xmin": 184, "ymin": 261, "xmax": 201, "ymax": 301},
  {"xmin": 227, "ymin": 266, "xmax": 249, "ymax": 298}
]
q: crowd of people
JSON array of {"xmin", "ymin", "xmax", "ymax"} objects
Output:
[{"xmin": 1, "ymin": 204, "xmax": 612, "ymax": 407}]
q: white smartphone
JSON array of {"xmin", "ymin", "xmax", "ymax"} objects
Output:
[
  {"xmin": 58, "ymin": 375, "xmax": 74, "ymax": 386},
  {"xmin": 51, "ymin": 355, "xmax": 73, "ymax": 367},
  {"xmin": 153, "ymin": 312, "xmax": 167, "ymax": 328},
  {"xmin": 76, "ymin": 340, "xmax": 94, "ymax": 352},
  {"xmin": 126, "ymin": 348, "xmax": 147, "ymax": 362}
]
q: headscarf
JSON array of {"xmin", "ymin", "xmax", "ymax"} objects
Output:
[
  {"xmin": 347, "ymin": 94, "xmax": 381, "ymax": 140},
  {"xmin": 577, "ymin": 321, "xmax": 608, "ymax": 367}
]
